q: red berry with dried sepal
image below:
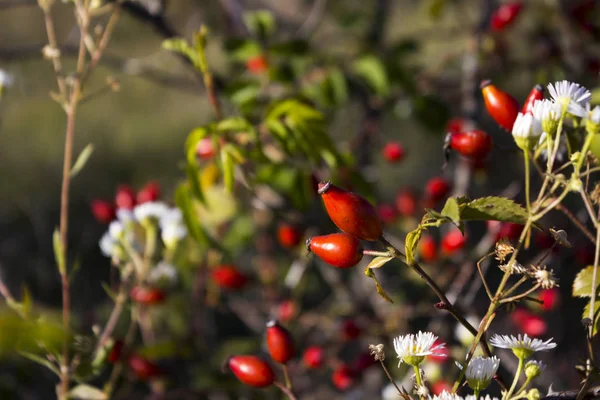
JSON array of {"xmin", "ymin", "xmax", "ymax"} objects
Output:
[
  {"xmin": 332, "ymin": 365, "xmax": 355, "ymax": 391},
  {"xmin": 396, "ymin": 189, "xmax": 418, "ymax": 217},
  {"xmin": 136, "ymin": 181, "xmax": 161, "ymax": 204},
  {"xmin": 211, "ymin": 265, "xmax": 248, "ymax": 290},
  {"xmin": 445, "ymin": 129, "xmax": 492, "ymax": 160},
  {"xmin": 317, "ymin": 181, "xmax": 383, "ymax": 241},
  {"xmin": 425, "ymin": 177, "xmax": 450, "ymax": 204},
  {"xmin": 522, "ymin": 84, "xmax": 544, "ymax": 114},
  {"xmin": 481, "ymin": 80, "xmax": 520, "ymax": 131},
  {"xmin": 490, "ymin": 1, "xmax": 524, "ymax": 32},
  {"xmin": 441, "ymin": 229, "xmax": 466, "ymax": 255},
  {"xmin": 115, "ymin": 185, "xmax": 136, "ymax": 210},
  {"xmin": 128, "ymin": 354, "xmax": 161, "ymax": 380},
  {"xmin": 303, "ymin": 346, "xmax": 324, "ymax": 369},
  {"xmin": 90, "ymin": 199, "xmax": 116, "ymax": 224},
  {"xmin": 266, "ymin": 320, "xmax": 295, "ymax": 364},
  {"xmin": 382, "ymin": 142, "xmax": 405, "ymax": 163},
  {"xmin": 277, "ymin": 223, "xmax": 304, "ymax": 249},
  {"xmin": 307, "ymin": 233, "xmax": 363, "ymax": 269},
  {"xmin": 130, "ymin": 286, "xmax": 165, "ymax": 305},
  {"xmin": 227, "ymin": 355, "xmax": 275, "ymax": 388}
]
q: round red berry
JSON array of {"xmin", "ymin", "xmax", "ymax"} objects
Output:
[
  {"xmin": 441, "ymin": 229, "xmax": 466, "ymax": 255},
  {"xmin": 302, "ymin": 346, "xmax": 324, "ymax": 369},
  {"xmin": 382, "ymin": 142, "xmax": 405, "ymax": 163},
  {"xmin": 90, "ymin": 199, "xmax": 116, "ymax": 224}
]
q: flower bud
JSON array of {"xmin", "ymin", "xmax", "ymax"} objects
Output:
[
  {"xmin": 524, "ymin": 360, "xmax": 545, "ymax": 379},
  {"xmin": 527, "ymin": 389, "xmax": 542, "ymax": 400},
  {"xmin": 512, "ymin": 112, "xmax": 542, "ymax": 151}
]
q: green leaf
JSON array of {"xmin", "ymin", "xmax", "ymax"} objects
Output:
[
  {"xmin": 6, "ymin": 286, "xmax": 32, "ymax": 319},
  {"xmin": 217, "ymin": 117, "xmax": 252, "ymax": 133},
  {"xmin": 405, "ymin": 226, "xmax": 423, "ymax": 266},
  {"xmin": 20, "ymin": 351, "xmax": 61, "ymax": 376},
  {"xmin": 426, "ymin": 0, "xmax": 446, "ymax": 19},
  {"xmin": 441, "ymin": 197, "xmax": 461, "ymax": 224},
  {"xmin": 68, "ymin": 384, "xmax": 107, "ymax": 400},
  {"xmin": 70, "ymin": 144, "xmax": 94, "ymax": 178},
  {"xmin": 53, "ymin": 228, "xmax": 66, "ymax": 275},
  {"xmin": 221, "ymin": 146, "xmax": 235, "ymax": 192},
  {"xmin": 352, "ymin": 55, "xmax": 390, "ymax": 97},
  {"xmin": 459, "ymin": 196, "xmax": 529, "ymax": 225},
  {"xmin": 364, "ymin": 268, "xmax": 393, "ymax": 303},
  {"xmin": 175, "ymin": 184, "xmax": 210, "ymax": 246},
  {"xmin": 162, "ymin": 38, "xmax": 198, "ymax": 66},
  {"xmin": 367, "ymin": 256, "xmax": 394, "ymax": 269},
  {"xmin": 243, "ymin": 10, "xmax": 276, "ymax": 39},
  {"xmin": 573, "ymin": 266, "xmax": 600, "ymax": 298},
  {"xmin": 193, "ymin": 26, "xmax": 209, "ymax": 73},
  {"xmin": 583, "ymin": 300, "xmax": 600, "ymax": 336}
]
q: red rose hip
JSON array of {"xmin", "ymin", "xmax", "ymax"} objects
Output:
[
  {"xmin": 317, "ymin": 181, "xmax": 382, "ymax": 241},
  {"xmin": 307, "ymin": 233, "xmax": 363, "ymax": 268},
  {"xmin": 445, "ymin": 129, "xmax": 492, "ymax": 160},
  {"xmin": 90, "ymin": 199, "xmax": 115, "ymax": 224},
  {"xmin": 266, "ymin": 320, "xmax": 295, "ymax": 364},
  {"xmin": 115, "ymin": 185, "xmax": 136, "ymax": 210},
  {"xmin": 396, "ymin": 189, "xmax": 418, "ymax": 217},
  {"xmin": 332, "ymin": 365, "xmax": 355, "ymax": 391},
  {"xmin": 211, "ymin": 265, "xmax": 248, "ymax": 290},
  {"xmin": 136, "ymin": 181, "xmax": 161, "ymax": 204},
  {"xmin": 481, "ymin": 80, "xmax": 520, "ymax": 131},
  {"xmin": 441, "ymin": 229, "xmax": 466, "ymax": 254},
  {"xmin": 246, "ymin": 55, "xmax": 269, "ymax": 75},
  {"xmin": 303, "ymin": 346, "xmax": 324, "ymax": 369},
  {"xmin": 490, "ymin": 1, "xmax": 524, "ymax": 32},
  {"xmin": 227, "ymin": 355, "xmax": 275, "ymax": 388},
  {"xmin": 128, "ymin": 354, "xmax": 161, "ymax": 380},
  {"xmin": 277, "ymin": 223, "xmax": 303, "ymax": 249},
  {"xmin": 521, "ymin": 84, "xmax": 544, "ymax": 114},
  {"xmin": 382, "ymin": 142, "xmax": 405, "ymax": 163},
  {"xmin": 130, "ymin": 286, "xmax": 165, "ymax": 305},
  {"xmin": 425, "ymin": 177, "xmax": 450, "ymax": 203}
]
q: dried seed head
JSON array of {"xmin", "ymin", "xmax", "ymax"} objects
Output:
[
  {"xmin": 549, "ymin": 229, "xmax": 571, "ymax": 248},
  {"xmin": 369, "ymin": 344, "xmax": 385, "ymax": 361},
  {"xmin": 499, "ymin": 261, "xmax": 528, "ymax": 275},
  {"xmin": 495, "ymin": 239, "xmax": 515, "ymax": 262},
  {"xmin": 592, "ymin": 184, "xmax": 600, "ymax": 205},
  {"xmin": 529, "ymin": 266, "xmax": 559, "ymax": 289}
]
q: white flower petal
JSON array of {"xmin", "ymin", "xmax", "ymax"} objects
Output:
[{"xmin": 489, "ymin": 333, "xmax": 556, "ymax": 352}]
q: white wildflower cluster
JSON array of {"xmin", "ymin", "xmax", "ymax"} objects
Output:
[{"xmin": 512, "ymin": 80, "xmax": 598, "ymax": 151}]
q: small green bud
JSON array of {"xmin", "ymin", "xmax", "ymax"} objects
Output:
[
  {"xmin": 525, "ymin": 360, "xmax": 545, "ymax": 379},
  {"xmin": 527, "ymin": 389, "xmax": 542, "ymax": 400}
]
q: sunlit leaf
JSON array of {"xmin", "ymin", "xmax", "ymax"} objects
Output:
[
  {"xmin": 573, "ymin": 266, "xmax": 600, "ymax": 298},
  {"xmin": 364, "ymin": 268, "xmax": 393, "ymax": 303},
  {"xmin": 367, "ymin": 256, "xmax": 394, "ymax": 269},
  {"xmin": 68, "ymin": 384, "xmax": 107, "ymax": 400},
  {"xmin": 70, "ymin": 144, "xmax": 94, "ymax": 178},
  {"xmin": 352, "ymin": 55, "xmax": 390, "ymax": 97}
]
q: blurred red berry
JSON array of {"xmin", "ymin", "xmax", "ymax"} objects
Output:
[
  {"xmin": 277, "ymin": 299, "xmax": 297, "ymax": 323},
  {"xmin": 332, "ymin": 365, "xmax": 355, "ymax": 391},
  {"xmin": 511, "ymin": 309, "xmax": 547, "ymax": 336},
  {"xmin": 115, "ymin": 185, "xmax": 136, "ymax": 210},
  {"xmin": 303, "ymin": 346, "xmax": 324, "ymax": 369},
  {"xmin": 108, "ymin": 340, "xmax": 124, "ymax": 364},
  {"xmin": 211, "ymin": 265, "xmax": 248, "ymax": 290},
  {"xmin": 534, "ymin": 232, "xmax": 555, "ymax": 250},
  {"xmin": 378, "ymin": 204, "xmax": 398, "ymax": 224},
  {"xmin": 246, "ymin": 55, "xmax": 269, "ymax": 74},
  {"xmin": 382, "ymin": 142, "xmax": 405, "ymax": 163},
  {"xmin": 341, "ymin": 319, "xmax": 361, "ymax": 341},
  {"xmin": 427, "ymin": 339, "xmax": 449, "ymax": 363},
  {"xmin": 130, "ymin": 286, "xmax": 165, "ymax": 305},
  {"xmin": 493, "ymin": 222, "xmax": 524, "ymax": 241},
  {"xmin": 442, "ymin": 229, "xmax": 466, "ymax": 255},
  {"xmin": 90, "ymin": 199, "xmax": 115, "ymax": 224},
  {"xmin": 490, "ymin": 1, "xmax": 524, "ymax": 32},
  {"xmin": 575, "ymin": 245, "xmax": 595, "ymax": 266},
  {"xmin": 521, "ymin": 84, "xmax": 544, "ymax": 114},
  {"xmin": 446, "ymin": 117, "xmax": 468, "ymax": 135},
  {"xmin": 481, "ymin": 80, "xmax": 520, "ymax": 131},
  {"xmin": 425, "ymin": 177, "xmax": 450, "ymax": 204},
  {"xmin": 396, "ymin": 189, "xmax": 418, "ymax": 217},
  {"xmin": 277, "ymin": 223, "xmax": 303, "ymax": 249},
  {"xmin": 432, "ymin": 381, "xmax": 453, "ymax": 395},
  {"xmin": 539, "ymin": 288, "xmax": 560, "ymax": 311},
  {"xmin": 196, "ymin": 137, "xmax": 215, "ymax": 160},
  {"xmin": 128, "ymin": 354, "xmax": 161, "ymax": 380},
  {"xmin": 352, "ymin": 351, "xmax": 377, "ymax": 372},
  {"xmin": 136, "ymin": 181, "xmax": 161, "ymax": 204},
  {"xmin": 228, "ymin": 355, "xmax": 275, "ymax": 388},
  {"xmin": 266, "ymin": 320, "xmax": 295, "ymax": 364},
  {"xmin": 446, "ymin": 130, "xmax": 492, "ymax": 160},
  {"xmin": 419, "ymin": 235, "xmax": 438, "ymax": 263}
]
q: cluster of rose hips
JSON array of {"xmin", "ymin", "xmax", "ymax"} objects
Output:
[{"xmin": 90, "ymin": 181, "xmax": 161, "ymax": 224}]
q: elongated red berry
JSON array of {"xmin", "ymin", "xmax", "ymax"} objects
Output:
[
  {"xmin": 108, "ymin": 340, "xmax": 124, "ymax": 364},
  {"xmin": 136, "ymin": 181, "xmax": 161, "ymax": 204},
  {"xmin": 396, "ymin": 189, "xmax": 418, "ymax": 217},
  {"xmin": 332, "ymin": 365, "xmax": 355, "ymax": 391},
  {"xmin": 441, "ymin": 229, "xmax": 466, "ymax": 254},
  {"xmin": 307, "ymin": 233, "xmax": 363, "ymax": 268},
  {"xmin": 445, "ymin": 130, "xmax": 492, "ymax": 160},
  {"xmin": 419, "ymin": 235, "xmax": 438, "ymax": 263},
  {"xmin": 521, "ymin": 84, "xmax": 544, "ymax": 114},
  {"xmin": 90, "ymin": 199, "xmax": 115, "ymax": 224},
  {"xmin": 481, "ymin": 80, "xmax": 520, "ymax": 131},
  {"xmin": 228, "ymin": 355, "xmax": 275, "ymax": 388},
  {"xmin": 318, "ymin": 181, "xmax": 382, "ymax": 241},
  {"xmin": 303, "ymin": 346, "xmax": 324, "ymax": 369},
  {"xmin": 211, "ymin": 265, "xmax": 248, "ymax": 290},
  {"xmin": 277, "ymin": 223, "xmax": 303, "ymax": 249},
  {"xmin": 246, "ymin": 55, "xmax": 269, "ymax": 75},
  {"xmin": 446, "ymin": 117, "xmax": 468, "ymax": 135},
  {"xmin": 266, "ymin": 320, "xmax": 295, "ymax": 364},
  {"xmin": 425, "ymin": 177, "xmax": 450, "ymax": 203},
  {"xmin": 490, "ymin": 1, "xmax": 524, "ymax": 32},
  {"xmin": 130, "ymin": 286, "xmax": 165, "ymax": 305},
  {"xmin": 128, "ymin": 354, "xmax": 161, "ymax": 380},
  {"xmin": 115, "ymin": 185, "xmax": 136, "ymax": 210},
  {"xmin": 196, "ymin": 137, "xmax": 215, "ymax": 160},
  {"xmin": 382, "ymin": 142, "xmax": 405, "ymax": 163}
]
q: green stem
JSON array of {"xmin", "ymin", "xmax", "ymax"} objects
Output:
[
  {"xmin": 506, "ymin": 357, "xmax": 525, "ymax": 400},
  {"xmin": 413, "ymin": 364, "xmax": 424, "ymax": 398},
  {"xmin": 283, "ymin": 364, "xmax": 292, "ymax": 390},
  {"xmin": 524, "ymin": 151, "xmax": 531, "ymax": 215},
  {"xmin": 514, "ymin": 377, "xmax": 532, "ymax": 397},
  {"xmin": 474, "ymin": 389, "xmax": 480, "ymax": 399},
  {"xmin": 576, "ymin": 131, "xmax": 596, "ymax": 172}
]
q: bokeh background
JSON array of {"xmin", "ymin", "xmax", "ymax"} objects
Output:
[{"xmin": 0, "ymin": 0, "xmax": 599, "ymax": 398}]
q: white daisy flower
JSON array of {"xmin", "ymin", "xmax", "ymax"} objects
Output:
[
  {"xmin": 159, "ymin": 207, "xmax": 183, "ymax": 228},
  {"xmin": 524, "ymin": 360, "xmax": 546, "ymax": 379},
  {"xmin": 393, "ymin": 331, "xmax": 446, "ymax": 367},
  {"xmin": 108, "ymin": 220, "xmax": 124, "ymax": 239},
  {"xmin": 583, "ymin": 103, "xmax": 600, "ymax": 135},
  {"xmin": 547, "ymin": 80, "xmax": 591, "ymax": 117},
  {"xmin": 512, "ymin": 112, "xmax": 543, "ymax": 151},
  {"xmin": 148, "ymin": 261, "xmax": 178, "ymax": 286},
  {"xmin": 465, "ymin": 356, "xmax": 500, "ymax": 391},
  {"xmin": 490, "ymin": 334, "xmax": 556, "ymax": 359},
  {"xmin": 99, "ymin": 232, "xmax": 116, "ymax": 257},
  {"xmin": 465, "ymin": 395, "xmax": 500, "ymax": 400},
  {"xmin": 431, "ymin": 391, "xmax": 463, "ymax": 400},
  {"xmin": 133, "ymin": 201, "xmax": 169, "ymax": 222},
  {"xmin": 116, "ymin": 208, "xmax": 135, "ymax": 223},
  {"xmin": 161, "ymin": 222, "xmax": 187, "ymax": 248},
  {"xmin": 531, "ymin": 99, "xmax": 562, "ymax": 136}
]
